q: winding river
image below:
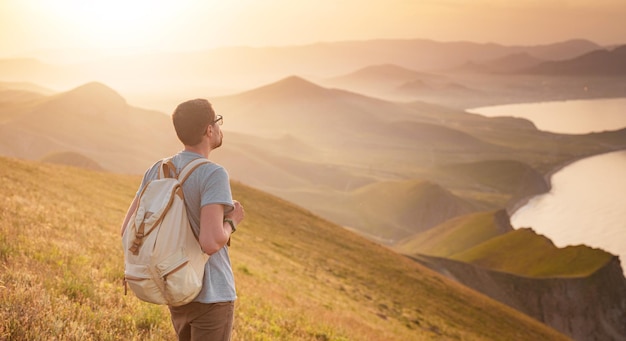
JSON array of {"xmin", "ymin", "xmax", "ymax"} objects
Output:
[{"xmin": 469, "ymin": 98, "xmax": 626, "ymax": 274}]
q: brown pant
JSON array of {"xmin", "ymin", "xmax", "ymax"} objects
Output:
[{"xmin": 169, "ymin": 301, "xmax": 235, "ymax": 341}]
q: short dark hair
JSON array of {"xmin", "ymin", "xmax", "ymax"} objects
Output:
[{"xmin": 172, "ymin": 99, "xmax": 216, "ymax": 146}]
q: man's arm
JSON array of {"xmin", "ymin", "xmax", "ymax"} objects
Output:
[{"xmin": 199, "ymin": 200, "xmax": 244, "ymax": 254}]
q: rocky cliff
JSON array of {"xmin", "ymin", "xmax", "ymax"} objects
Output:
[{"xmin": 413, "ymin": 255, "xmax": 626, "ymax": 340}]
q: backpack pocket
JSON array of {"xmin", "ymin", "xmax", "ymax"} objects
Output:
[
  {"xmin": 156, "ymin": 249, "xmax": 204, "ymax": 306},
  {"xmin": 124, "ymin": 263, "xmax": 167, "ymax": 305}
]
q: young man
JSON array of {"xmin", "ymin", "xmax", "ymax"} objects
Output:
[{"xmin": 121, "ymin": 98, "xmax": 245, "ymax": 340}]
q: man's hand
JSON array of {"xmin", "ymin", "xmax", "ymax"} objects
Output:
[{"xmin": 226, "ymin": 200, "xmax": 245, "ymax": 226}]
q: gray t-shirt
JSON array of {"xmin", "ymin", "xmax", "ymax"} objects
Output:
[{"xmin": 138, "ymin": 150, "xmax": 236, "ymax": 303}]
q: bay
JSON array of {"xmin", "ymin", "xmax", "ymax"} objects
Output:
[{"xmin": 470, "ymin": 98, "xmax": 626, "ymax": 274}]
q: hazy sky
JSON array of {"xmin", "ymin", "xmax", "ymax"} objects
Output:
[{"xmin": 1, "ymin": 0, "xmax": 625, "ymax": 61}]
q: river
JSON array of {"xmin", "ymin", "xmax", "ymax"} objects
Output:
[{"xmin": 469, "ymin": 98, "xmax": 626, "ymax": 274}]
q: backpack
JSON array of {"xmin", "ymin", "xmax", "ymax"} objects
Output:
[{"xmin": 122, "ymin": 157, "xmax": 210, "ymax": 306}]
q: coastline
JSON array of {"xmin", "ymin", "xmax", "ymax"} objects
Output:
[
  {"xmin": 472, "ymin": 96, "xmax": 626, "ymax": 218},
  {"xmin": 507, "ymin": 147, "xmax": 626, "ymax": 217}
]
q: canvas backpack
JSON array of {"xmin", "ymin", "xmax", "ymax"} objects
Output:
[{"xmin": 122, "ymin": 157, "xmax": 210, "ymax": 306}]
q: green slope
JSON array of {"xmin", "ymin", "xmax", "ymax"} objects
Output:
[
  {"xmin": 431, "ymin": 159, "xmax": 549, "ymax": 209},
  {"xmin": 393, "ymin": 210, "xmax": 512, "ymax": 258},
  {"xmin": 0, "ymin": 156, "xmax": 569, "ymax": 340},
  {"xmin": 450, "ymin": 228, "xmax": 614, "ymax": 277}
]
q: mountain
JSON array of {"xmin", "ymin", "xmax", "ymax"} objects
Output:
[
  {"xmin": 394, "ymin": 210, "xmax": 513, "ymax": 257},
  {"xmin": 0, "ymin": 58, "xmax": 79, "ymax": 88},
  {"xmin": 515, "ymin": 39, "xmax": 602, "ymax": 60},
  {"xmin": 40, "ymin": 151, "xmax": 104, "ymax": 171},
  {"xmin": 0, "ymin": 81, "xmax": 55, "ymax": 96},
  {"xmin": 294, "ymin": 179, "xmax": 478, "ymax": 243},
  {"xmin": 327, "ymin": 64, "xmax": 442, "ymax": 84},
  {"xmin": 212, "ymin": 75, "xmax": 427, "ymax": 144},
  {"xmin": 405, "ymin": 215, "xmax": 626, "ymax": 341},
  {"xmin": 430, "ymin": 159, "xmax": 549, "ymax": 210},
  {"xmin": 0, "ymin": 82, "xmax": 179, "ymax": 173},
  {"xmin": 452, "ymin": 228, "xmax": 613, "ymax": 276},
  {"xmin": 321, "ymin": 64, "xmax": 447, "ymax": 98},
  {"xmin": 524, "ymin": 45, "xmax": 626, "ymax": 75},
  {"xmin": 395, "ymin": 79, "xmax": 480, "ymax": 98},
  {"xmin": 487, "ymin": 52, "xmax": 546, "ymax": 72},
  {"xmin": 452, "ymin": 52, "xmax": 546, "ymax": 74},
  {"xmin": 0, "ymin": 156, "xmax": 571, "ymax": 340}
]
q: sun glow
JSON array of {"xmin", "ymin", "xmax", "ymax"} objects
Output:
[{"xmin": 26, "ymin": 0, "xmax": 185, "ymax": 51}]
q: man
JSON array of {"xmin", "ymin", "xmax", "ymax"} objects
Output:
[{"xmin": 121, "ymin": 98, "xmax": 245, "ymax": 340}]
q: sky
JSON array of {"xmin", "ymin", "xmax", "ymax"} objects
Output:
[{"xmin": 1, "ymin": 0, "xmax": 625, "ymax": 62}]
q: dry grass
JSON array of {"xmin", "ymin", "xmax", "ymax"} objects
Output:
[{"xmin": 0, "ymin": 156, "xmax": 570, "ymax": 340}]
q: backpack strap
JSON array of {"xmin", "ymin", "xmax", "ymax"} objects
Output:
[
  {"xmin": 158, "ymin": 157, "xmax": 176, "ymax": 179},
  {"xmin": 178, "ymin": 158, "xmax": 210, "ymax": 184}
]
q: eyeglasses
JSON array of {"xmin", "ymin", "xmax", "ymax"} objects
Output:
[{"xmin": 212, "ymin": 115, "xmax": 223, "ymax": 126}]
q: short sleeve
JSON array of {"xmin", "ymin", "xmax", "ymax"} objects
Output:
[
  {"xmin": 200, "ymin": 166, "xmax": 234, "ymax": 210},
  {"xmin": 136, "ymin": 160, "xmax": 161, "ymax": 196}
]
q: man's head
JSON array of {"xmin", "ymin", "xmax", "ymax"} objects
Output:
[{"xmin": 172, "ymin": 99, "xmax": 222, "ymax": 148}]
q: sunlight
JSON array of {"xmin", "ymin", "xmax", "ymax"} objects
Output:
[{"xmin": 33, "ymin": 0, "xmax": 183, "ymax": 50}]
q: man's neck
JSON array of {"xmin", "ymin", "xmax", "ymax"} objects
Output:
[{"xmin": 184, "ymin": 145, "xmax": 210, "ymax": 158}]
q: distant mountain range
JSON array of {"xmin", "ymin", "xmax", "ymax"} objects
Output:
[
  {"xmin": 0, "ymin": 38, "xmax": 614, "ymax": 112},
  {"xmin": 524, "ymin": 44, "xmax": 626, "ymax": 75},
  {"xmin": 326, "ymin": 54, "xmax": 626, "ymax": 108},
  {"xmin": 3, "ymin": 77, "xmax": 624, "ymax": 241},
  {"xmin": 452, "ymin": 52, "xmax": 546, "ymax": 73},
  {"xmin": 453, "ymin": 44, "xmax": 626, "ymax": 76}
]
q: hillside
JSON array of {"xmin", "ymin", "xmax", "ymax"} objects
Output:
[
  {"xmin": 430, "ymin": 159, "xmax": 550, "ymax": 210},
  {"xmin": 394, "ymin": 210, "xmax": 513, "ymax": 257},
  {"xmin": 0, "ymin": 156, "xmax": 570, "ymax": 340},
  {"xmin": 320, "ymin": 64, "xmax": 448, "ymax": 100},
  {"xmin": 451, "ymin": 228, "xmax": 613, "ymax": 277},
  {"xmin": 326, "ymin": 64, "xmax": 443, "ymax": 85},
  {"xmin": 349, "ymin": 180, "xmax": 476, "ymax": 241},
  {"xmin": 40, "ymin": 151, "xmax": 104, "ymax": 171},
  {"xmin": 0, "ymin": 82, "xmax": 180, "ymax": 173},
  {"xmin": 399, "ymin": 211, "xmax": 626, "ymax": 340},
  {"xmin": 451, "ymin": 53, "xmax": 545, "ymax": 74}
]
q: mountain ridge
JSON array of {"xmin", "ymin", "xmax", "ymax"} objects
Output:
[{"xmin": 523, "ymin": 44, "xmax": 626, "ymax": 75}]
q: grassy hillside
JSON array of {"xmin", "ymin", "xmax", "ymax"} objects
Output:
[
  {"xmin": 40, "ymin": 151, "xmax": 104, "ymax": 171},
  {"xmin": 395, "ymin": 210, "xmax": 613, "ymax": 278},
  {"xmin": 429, "ymin": 160, "xmax": 549, "ymax": 209},
  {"xmin": 393, "ymin": 210, "xmax": 512, "ymax": 258},
  {"xmin": 450, "ymin": 228, "xmax": 614, "ymax": 277},
  {"xmin": 0, "ymin": 156, "xmax": 569, "ymax": 340}
]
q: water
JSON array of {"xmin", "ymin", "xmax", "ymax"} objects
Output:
[
  {"xmin": 470, "ymin": 97, "xmax": 626, "ymax": 134},
  {"xmin": 470, "ymin": 98, "xmax": 626, "ymax": 273},
  {"xmin": 512, "ymin": 150, "xmax": 626, "ymax": 268}
]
